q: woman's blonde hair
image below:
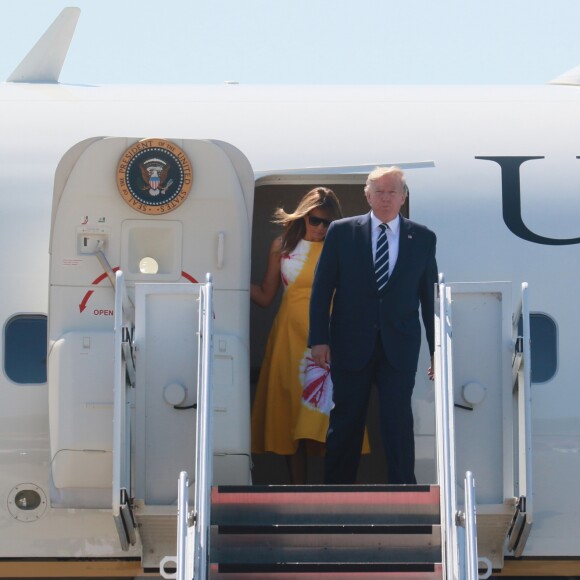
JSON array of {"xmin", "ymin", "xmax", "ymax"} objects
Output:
[{"xmin": 274, "ymin": 187, "xmax": 342, "ymax": 255}]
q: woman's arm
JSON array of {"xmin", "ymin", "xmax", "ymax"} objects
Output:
[{"xmin": 250, "ymin": 236, "xmax": 283, "ymax": 307}]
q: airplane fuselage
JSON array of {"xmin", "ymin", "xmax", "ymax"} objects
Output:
[{"xmin": 1, "ymin": 82, "xmax": 580, "ymax": 574}]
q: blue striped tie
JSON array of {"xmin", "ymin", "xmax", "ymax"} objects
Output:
[{"xmin": 375, "ymin": 223, "xmax": 389, "ymax": 291}]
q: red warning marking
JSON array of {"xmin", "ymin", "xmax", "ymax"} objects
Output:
[
  {"xmin": 79, "ymin": 291, "xmax": 94, "ymax": 313},
  {"xmin": 91, "ymin": 267, "xmax": 120, "ymax": 285},
  {"xmin": 181, "ymin": 271, "xmax": 198, "ymax": 283},
  {"xmin": 79, "ymin": 267, "xmax": 120, "ymax": 313}
]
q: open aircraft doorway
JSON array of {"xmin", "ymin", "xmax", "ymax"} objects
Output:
[{"xmin": 249, "ymin": 177, "xmax": 410, "ymax": 485}]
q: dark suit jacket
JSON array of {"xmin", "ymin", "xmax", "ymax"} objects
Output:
[{"xmin": 309, "ymin": 212, "xmax": 438, "ymax": 373}]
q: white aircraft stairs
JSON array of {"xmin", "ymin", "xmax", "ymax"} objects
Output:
[{"xmin": 156, "ymin": 275, "xmax": 534, "ymax": 580}]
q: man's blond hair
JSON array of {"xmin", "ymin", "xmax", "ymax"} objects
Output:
[{"xmin": 365, "ymin": 166, "xmax": 408, "ymax": 195}]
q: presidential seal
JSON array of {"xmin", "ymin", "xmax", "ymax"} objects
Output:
[{"xmin": 116, "ymin": 139, "xmax": 193, "ymax": 214}]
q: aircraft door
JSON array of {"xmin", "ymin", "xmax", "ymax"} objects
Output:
[{"xmin": 48, "ymin": 137, "xmax": 254, "ymax": 511}]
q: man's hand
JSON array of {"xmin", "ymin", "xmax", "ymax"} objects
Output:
[
  {"xmin": 311, "ymin": 344, "xmax": 331, "ymax": 368},
  {"xmin": 428, "ymin": 355, "xmax": 435, "ymax": 381}
]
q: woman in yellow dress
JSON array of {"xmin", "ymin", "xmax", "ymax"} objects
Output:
[{"xmin": 251, "ymin": 187, "xmax": 368, "ymax": 484}]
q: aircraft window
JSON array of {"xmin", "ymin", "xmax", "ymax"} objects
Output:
[
  {"xmin": 139, "ymin": 256, "xmax": 159, "ymax": 274},
  {"xmin": 519, "ymin": 313, "xmax": 557, "ymax": 383},
  {"xmin": 4, "ymin": 315, "xmax": 47, "ymax": 384}
]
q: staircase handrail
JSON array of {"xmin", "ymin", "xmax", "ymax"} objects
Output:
[
  {"xmin": 112, "ymin": 269, "xmax": 136, "ymax": 549},
  {"xmin": 436, "ymin": 276, "xmax": 483, "ymax": 579},
  {"xmin": 112, "ymin": 270, "xmax": 125, "ymax": 524},
  {"xmin": 434, "ymin": 274, "xmax": 459, "ymax": 578},
  {"xmin": 162, "ymin": 275, "xmax": 214, "ymax": 580},
  {"xmin": 192, "ymin": 273, "xmax": 215, "ymax": 580}
]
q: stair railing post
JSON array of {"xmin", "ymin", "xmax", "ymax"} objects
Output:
[
  {"xmin": 176, "ymin": 471, "xmax": 189, "ymax": 580},
  {"xmin": 464, "ymin": 471, "xmax": 479, "ymax": 580}
]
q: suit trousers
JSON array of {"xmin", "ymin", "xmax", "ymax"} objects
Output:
[{"xmin": 324, "ymin": 336, "xmax": 417, "ymax": 484}]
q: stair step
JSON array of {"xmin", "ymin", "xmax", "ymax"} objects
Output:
[
  {"xmin": 212, "ymin": 485, "xmax": 440, "ymax": 525},
  {"xmin": 209, "ymin": 562, "xmax": 443, "ymax": 579},
  {"xmin": 211, "ymin": 523, "xmax": 441, "ymax": 563},
  {"xmin": 216, "ymin": 524, "xmax": 436, "ymax": 534}
]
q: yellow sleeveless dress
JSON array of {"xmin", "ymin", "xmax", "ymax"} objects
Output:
[{"xmin": 251, "ymin": 239, "xmax": 370, "ymax": 455}]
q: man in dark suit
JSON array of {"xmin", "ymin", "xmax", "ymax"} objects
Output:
[{"xmin": 309, "ymin": 166, "xmax": 438, "ymax": 484}]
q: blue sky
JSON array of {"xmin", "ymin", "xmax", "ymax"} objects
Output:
[{"xmin": 1, "ymin": 1, "xmax": 580, "ymax": 85}]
